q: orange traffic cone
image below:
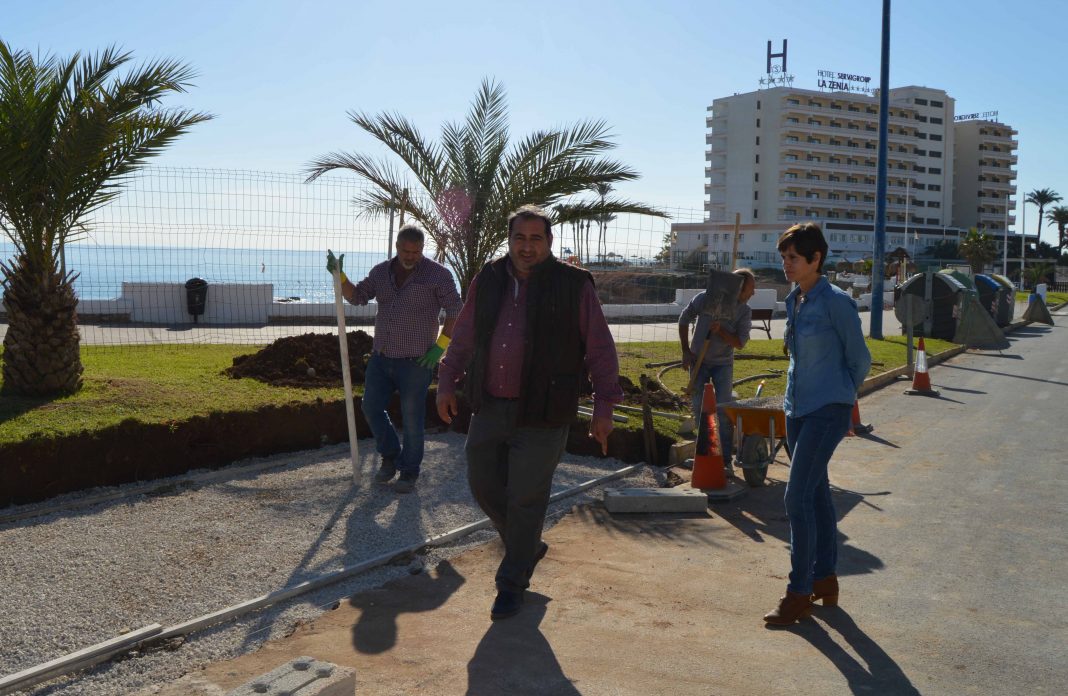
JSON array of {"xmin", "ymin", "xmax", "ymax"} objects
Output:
[
  {"xmin": 692, "ymin": 383, "xmax": 727, "ymax": 490},
  {"xmin": 904, "ymin": 336, "xmax": 940, "ymax": 397},
  {"xmin": 847, "ymin": 400, "xmax": 873, "ymax": 436}
]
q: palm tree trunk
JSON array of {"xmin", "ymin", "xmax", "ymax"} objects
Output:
[{"xmin": 1, "ymin": 258, "xmax": 84, "ymax": 396}]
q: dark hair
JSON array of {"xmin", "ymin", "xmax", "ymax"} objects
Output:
[
  {"xmin": 396, "ymin": 224, "xmax": 425, "ymax": 246},
  {"xmin": 733, "ymin": 267, "xmax": 756, "ymax": 287},
  {"xmin": 507, "ymin": 205, "xmax": 552, "ymax": 238},
  {"xmin": 776, "ymin": 222, "xmax": 828, "ymax": 273}
]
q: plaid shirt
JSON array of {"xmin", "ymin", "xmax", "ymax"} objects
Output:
[{"xmin": 347, "ymin": 256, "xmax": 462, "ymax": 359}]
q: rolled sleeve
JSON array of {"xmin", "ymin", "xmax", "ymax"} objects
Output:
[
  {"xmin": 436, "ymin": 272, "xmax": 463, "ymax": 320},
  {"xmin": 578, "ymin": 281, "xmax": 624, "ymax": 420},
  {"xmin": 830, "ymin": 296, "xmax": 872, "ymax": 390},
  {"xmin": 437, "ymin": 277, "xmax": 478, "ymax": 397},
  {"xmin": 349, "ymin": 272, "xmax": 377, "ymax": 305},
  {"xmin": 679, "ymin": 292, "xmax": 703, "ymax": 326}
]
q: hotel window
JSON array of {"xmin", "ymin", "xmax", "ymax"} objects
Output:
[
  {"xmin": 930, "ymin": 116, "xmax": 943, "ymax": 124},
  {"xmin": 808, "ymin": 118, "xmax": 820, "ymax": 125},
  {"xmin": 757, "ymin": 100, "xmax": 761, "ymax": 109},
  {"xmin": 848, "ymin": 106, "xmax": 859, "ymax": 112},
  {"xmin": 756, "ymin": 154, "xmax": 761, "ymax": 163},
  {"xmin": 917, "ymin": 132, "xmax": 928, "ymax": 139},
  {"xmin": 762, "ymin": 233, "xmax": 771, "ymax": 242},
  {"xmin": 787, "ymin": 98, "xmax": 800, "ymax": 105},
  {"xmin": 808, "ymin": 100, "xmax": 820, "ymax": 107},
  {"xmin": 806, "ymin": 192, "xmax": 820, "ymax": 199},
  {"xmin": 828, "ymin": 175, "xmax": 840, "ymax": 182},
  {"xmin": 827, "ymin": 211, "xmax": 840, "ymax": 218},
  {"xmin": 847, "ymin": 159, "xmax": 858, "ymax": 165},
  {"xmin": 754, "ymin": 173, "xmax": 759, "ymax": 182},
  {"xmin": 785, "ymin": 208, "xmax": 797, "ymax": 216},
  {"xmin": 930, "ymin": 100, "xmax": 943, "ymax": 108},
  {"xmin": 829, "ymin": 157, "xmax": 841, "ymax": 164},
  {"xmin": 847, "ymin": 194, "xmax": 858, "ymax": 202},
  {"xmin": 754, "ymin": 209, "xmax": 759, "ymax": 219},
  {"xmin": 914, "ymin": 98, "xmax": 928, "ymax": 105},
  {"xmin": 806, "ymin": 209, "xmax": 818, "ymax": 216},
  {"xmin": 929, "ymin": 184, "xmax": 941, "ymax": 191},
  {"xmin": 929, "ymin": 167, "xmax": 941, "ymax": 174},
  {"xmin": 866, "ymin": 108, "xmax": 877, "ymax": 114},
  {"xmin": 928, "ymin": 201, "xmax": 941, "ymax": 208},
  {"xmin": 784, "ymin": 154, "xmax": 797, "ymax": 161},
  {"xmin": 807, "ymin": 136, "xmax": 820, "ymax": 143},
  {"xmin": 915, "ymin": 149, "xmax": 926, "ymax": 156},
  {"xmin": 830, "ymin": 121, "xmax": 842, "ymax": 128},
  {"xmin": 847, "ymin": 123, "xmax": 859, "ymax": 130},
  {"xmin": 866, "ymin": 178, "xmax": 875, "ymax": 185},
  {"xmin": 926, "ymin": 217, "xmax": 939, "ymax": 224},
  {"xmin": 865, "ymin": 143, "xmax": 875, "ymax": 149},
  {"xmin": 828, "ymin": 193, "xmax": 840, "ymax": 200},
  {"xmin": 754, "ymin": 191, "xmax": 759, "ymax": 200},
  {"xmin": 787, "ymin": 117, "xmax": 799, "ymax": 124},
  {"xmin": 863, "ymin": 196, "xmax": 874, "ymax": 203},
  {"xmin": 807, "ymin": 174, "xmax": 821, "ymax": 180},
  {"xmin": 930, "ymin": 150, "xmax": 942, "ymax": 158},
  {"xmin": 784, "ymin": 172, "xmax": 798, "ymax": 179},
  {"xmin": 756, "ymin": 136, "xmax": 761, "ymax": 145},
  {"xmin": 756, "ymin": 118, "xmax": 761, "ymax": 127},
  {"xmin": 915, "ymin": 114, "xmax": 928, "ymax": 122},
  {"xmin": 807, "ymin": 155, "xmax": 822, "ymax": 162},
  {"xmin": 786, "ymin": 136, "xmax": 798, "ymax": 143},
  {"xmin": 830, "ymin": 104, "xmax": 842, "ymax": 110},
  {"xmin": 784, "ymin": 191, "xmax": 798, "ymax": 198},
  {"xmin": 847, "ymin": 177, "xmax": 858, "ymax": 184},
  {"xmin": 829, "ymin": 139, "xmax": 841, "ymax": 146},
  {"xmin": 930, "ymin": 133, "xmax": 942, "ymax": 141},
  {"xmin": 846, "ymin": 213, "xmax": 857, "ymax": 220}
]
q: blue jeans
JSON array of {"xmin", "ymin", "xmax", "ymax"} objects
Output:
[
  {"xmin": 360, "ymin": 353, "xmax": 433, "ymax": 476},
  {"xmin": 784, "ymin": 403, "xmax": 852, "ymax": 595},
  {"xmin": 690, "ymin": 362, "xmax": 735, "ymax": 464}
]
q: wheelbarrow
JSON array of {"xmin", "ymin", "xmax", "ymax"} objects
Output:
[{"xmin": 721, "ymin": 395, "xmax": 789, "ymax": 487}]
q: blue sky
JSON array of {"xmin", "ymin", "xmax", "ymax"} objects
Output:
[{"xmin": 4, "ymin": 0, "xmax": 1066, "ymax": 243}]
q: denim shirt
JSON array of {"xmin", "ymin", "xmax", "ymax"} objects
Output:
[{"xmin": 784, "ymin": 276, "xmax": 872, "ymax": 418}]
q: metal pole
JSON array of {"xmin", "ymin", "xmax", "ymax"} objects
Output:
[
  {"xmin": 1002, "ymin": 202, "xmax": 1009, "ymax": 276},
  {"xmin": 870, "ymin": 0, "xmax": 891, "ymax": 339},
  {"xmin": 731, "ymin": 212, "xmax": 741, "ymax": 270},
  {"xmin": 1020, "ymin": 201, "xmax": 1026, "ymax": 289}
]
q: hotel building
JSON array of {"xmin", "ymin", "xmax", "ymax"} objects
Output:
[{"xmin": 672, "ymin": 85, "xmax": 1018, "ymax": 270}]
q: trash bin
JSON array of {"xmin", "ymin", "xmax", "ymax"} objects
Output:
[
  {"xmin": 990, "ymin": 274, "xmax": 1015, "ymax": 326},
  {"xmin": 184, "ymin": 277, "xmax": 208, "ymax": 323},
  {"xmin": 896, "ymin": 271, "xmax": 966, "ymax": 339},
  {"xmin": 973, "ymin": 274, "xmax": 1003, "ymax": 322}
]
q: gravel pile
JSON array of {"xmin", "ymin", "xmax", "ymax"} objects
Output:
[{"xmin": 0, "ymin": 433, "xmax": 655, "ymax": 695}]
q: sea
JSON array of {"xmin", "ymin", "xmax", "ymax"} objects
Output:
[{"xmin": 0, "ymin": 242, "xmax": 388, "ymax": 303}]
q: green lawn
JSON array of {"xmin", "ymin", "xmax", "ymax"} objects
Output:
[
  {"xmin": 0, "ymin": 336, "xmax": 959, "ymax": 445},
  {"xmin": 1015, "ymin": 290, "xmax": 1068, "ymax": 306}
]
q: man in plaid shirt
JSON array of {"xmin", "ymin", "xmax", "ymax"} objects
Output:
[{"xmin": 327, "ymin": 225, "xmax": 462, "ymax": 493}]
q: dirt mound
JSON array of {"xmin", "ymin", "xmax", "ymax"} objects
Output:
[
  {"xmin": 227, "ymin": 331, "xmax": 374, "ymax": 387},
  {"xmin": 618, "ymin": 375, "xmax": 686, "ymax": 411}
]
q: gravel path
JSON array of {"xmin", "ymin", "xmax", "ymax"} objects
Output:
[{"xmin": 0, "ymin": 433, "xmax": 656, "ymax": 695}]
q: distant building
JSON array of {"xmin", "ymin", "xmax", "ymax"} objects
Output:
[{"xmin": 673, "ymin": 85, "xmax": 1018, "ymax": 270}]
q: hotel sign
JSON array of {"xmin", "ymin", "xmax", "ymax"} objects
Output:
[
  {"xmin": 817, "ymin": 70, "xmax": 873, "ymax": 94},
  {"xmin": 954, "ymin": 110, "xmax": 999, "ymax": 122},
  {"xmin": 759, "ymin": 39, "xmax": 795, "ymax": 89}
]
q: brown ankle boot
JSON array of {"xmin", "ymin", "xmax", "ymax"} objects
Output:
[
  {"xmin": 763, "ymin": 590, "xmax": 813, "ymax": 625},
  {"xmin": 812, "ymin": 574, "xmax": 839, "ymax": 606}
]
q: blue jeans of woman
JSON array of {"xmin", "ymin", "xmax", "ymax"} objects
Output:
[
  {"xmin": 360, "ymin": 353, "xmax": 433, "ymax": 476},
  {"xmin": 690, "ymin": 362, "xmax": 734, "ymax": 464},
  {"xmin": 784, "ymin": 402, "xmax": 852, "ymax": 595}
]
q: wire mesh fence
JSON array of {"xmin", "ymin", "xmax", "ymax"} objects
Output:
[{"xmin": 0, "ymin": 166, "xmax": 708, "ymax": 358}]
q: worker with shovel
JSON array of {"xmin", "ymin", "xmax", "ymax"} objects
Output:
[{"xmin": 678, "ymin": 268, "xmax": 756, "ymax": 465}]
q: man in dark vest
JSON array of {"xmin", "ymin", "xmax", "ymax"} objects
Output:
[{"xmin": 437, "ymin": 205, "xmax": 623, "ymax": 620}]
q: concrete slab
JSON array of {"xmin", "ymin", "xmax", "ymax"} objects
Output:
[
  {"xmin": 603, "ymin": 486, "xmax": 708, "ymax": 514},
  {"xmin": 228, "ymin": 656, "xmax": 354, "ymax": 696},
  {"xmin": 700, "ymin": 481, "xmax": 748, "ymax": 502}
]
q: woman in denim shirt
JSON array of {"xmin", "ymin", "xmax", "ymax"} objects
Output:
[{"xmin": 764, "ymin": 222, "xmax": 872, "ymax": 626}]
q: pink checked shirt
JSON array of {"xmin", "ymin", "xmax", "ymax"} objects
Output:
[{"xmin": 347, "ymin": 257, "xmax": 462, "ymax": 359}]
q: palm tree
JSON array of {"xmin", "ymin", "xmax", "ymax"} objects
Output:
[
  {"xmin": 306, "ymin": 78, "xmax": 666, "ymax": 296},
  {"xmin": 1045, "ymin": 206, "xmax": 1068, "ymax": 256},
  {"xmin": 958, "ymin": 228, "xmax": 998, "ymax": 274},
  {"xmin": 592, "ymin": 182, "xmax": 616, "ymax": 264},
  {"xmin": 0, "ymin": 42, "xmax": 212, "ymax": 396},
  {"xmin": 1025, "ymin": 188, "xmax": 1062, "ymax": 245}
]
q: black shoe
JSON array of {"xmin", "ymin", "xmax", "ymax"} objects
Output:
[
  {"xmin": 394, "ymin": 471, "xmax": 418, "ymax": 494},
  {"xmin": 526, "ymin": 542, "xmax": 549, "ymax": 580},
  {"xmin": 374, "ymin": 457, "xmax": 397, "ymax": 483},
  {"xmin": 490, "ymin": 589, "xmax": 524, "ymax": 620}
]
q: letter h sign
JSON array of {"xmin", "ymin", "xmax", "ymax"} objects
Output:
[{"xmin": 767, "ymin": 39, "xmax": 787, "ymax": 74}]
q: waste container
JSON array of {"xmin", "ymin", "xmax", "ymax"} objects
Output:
[
  {"xmin": 184, "ymin": 277, "xmax": 208, "ymax": 323},
  {"xmin": 973, "ymin": 274, "xmax": 1003, "ymax": 322},
  {"xmin": 937, "ymin": 268, "xmax": 975, "ymax": 291},
  {"xmin": 990, "ymin": 274, "xmax": 1015, "ymax": 326},
  {"xmin": 896, "ymin": 271, "xmax": 966, "ymax": 339}
]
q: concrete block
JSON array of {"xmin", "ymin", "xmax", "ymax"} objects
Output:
[
  {"xmin": 701, "ymin": 481, "xmax": 747, "ymax": 503},
  {"xmin": 228, "ymin": 657, "xmax": 355, "ymax": 696},
  {"xmin": 604, "ymin": 487, "xmax": 708, "ymax": 514},
  {"xmin": 668, "ymin": 441, "xmax": 696, "ymax": 467}
]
